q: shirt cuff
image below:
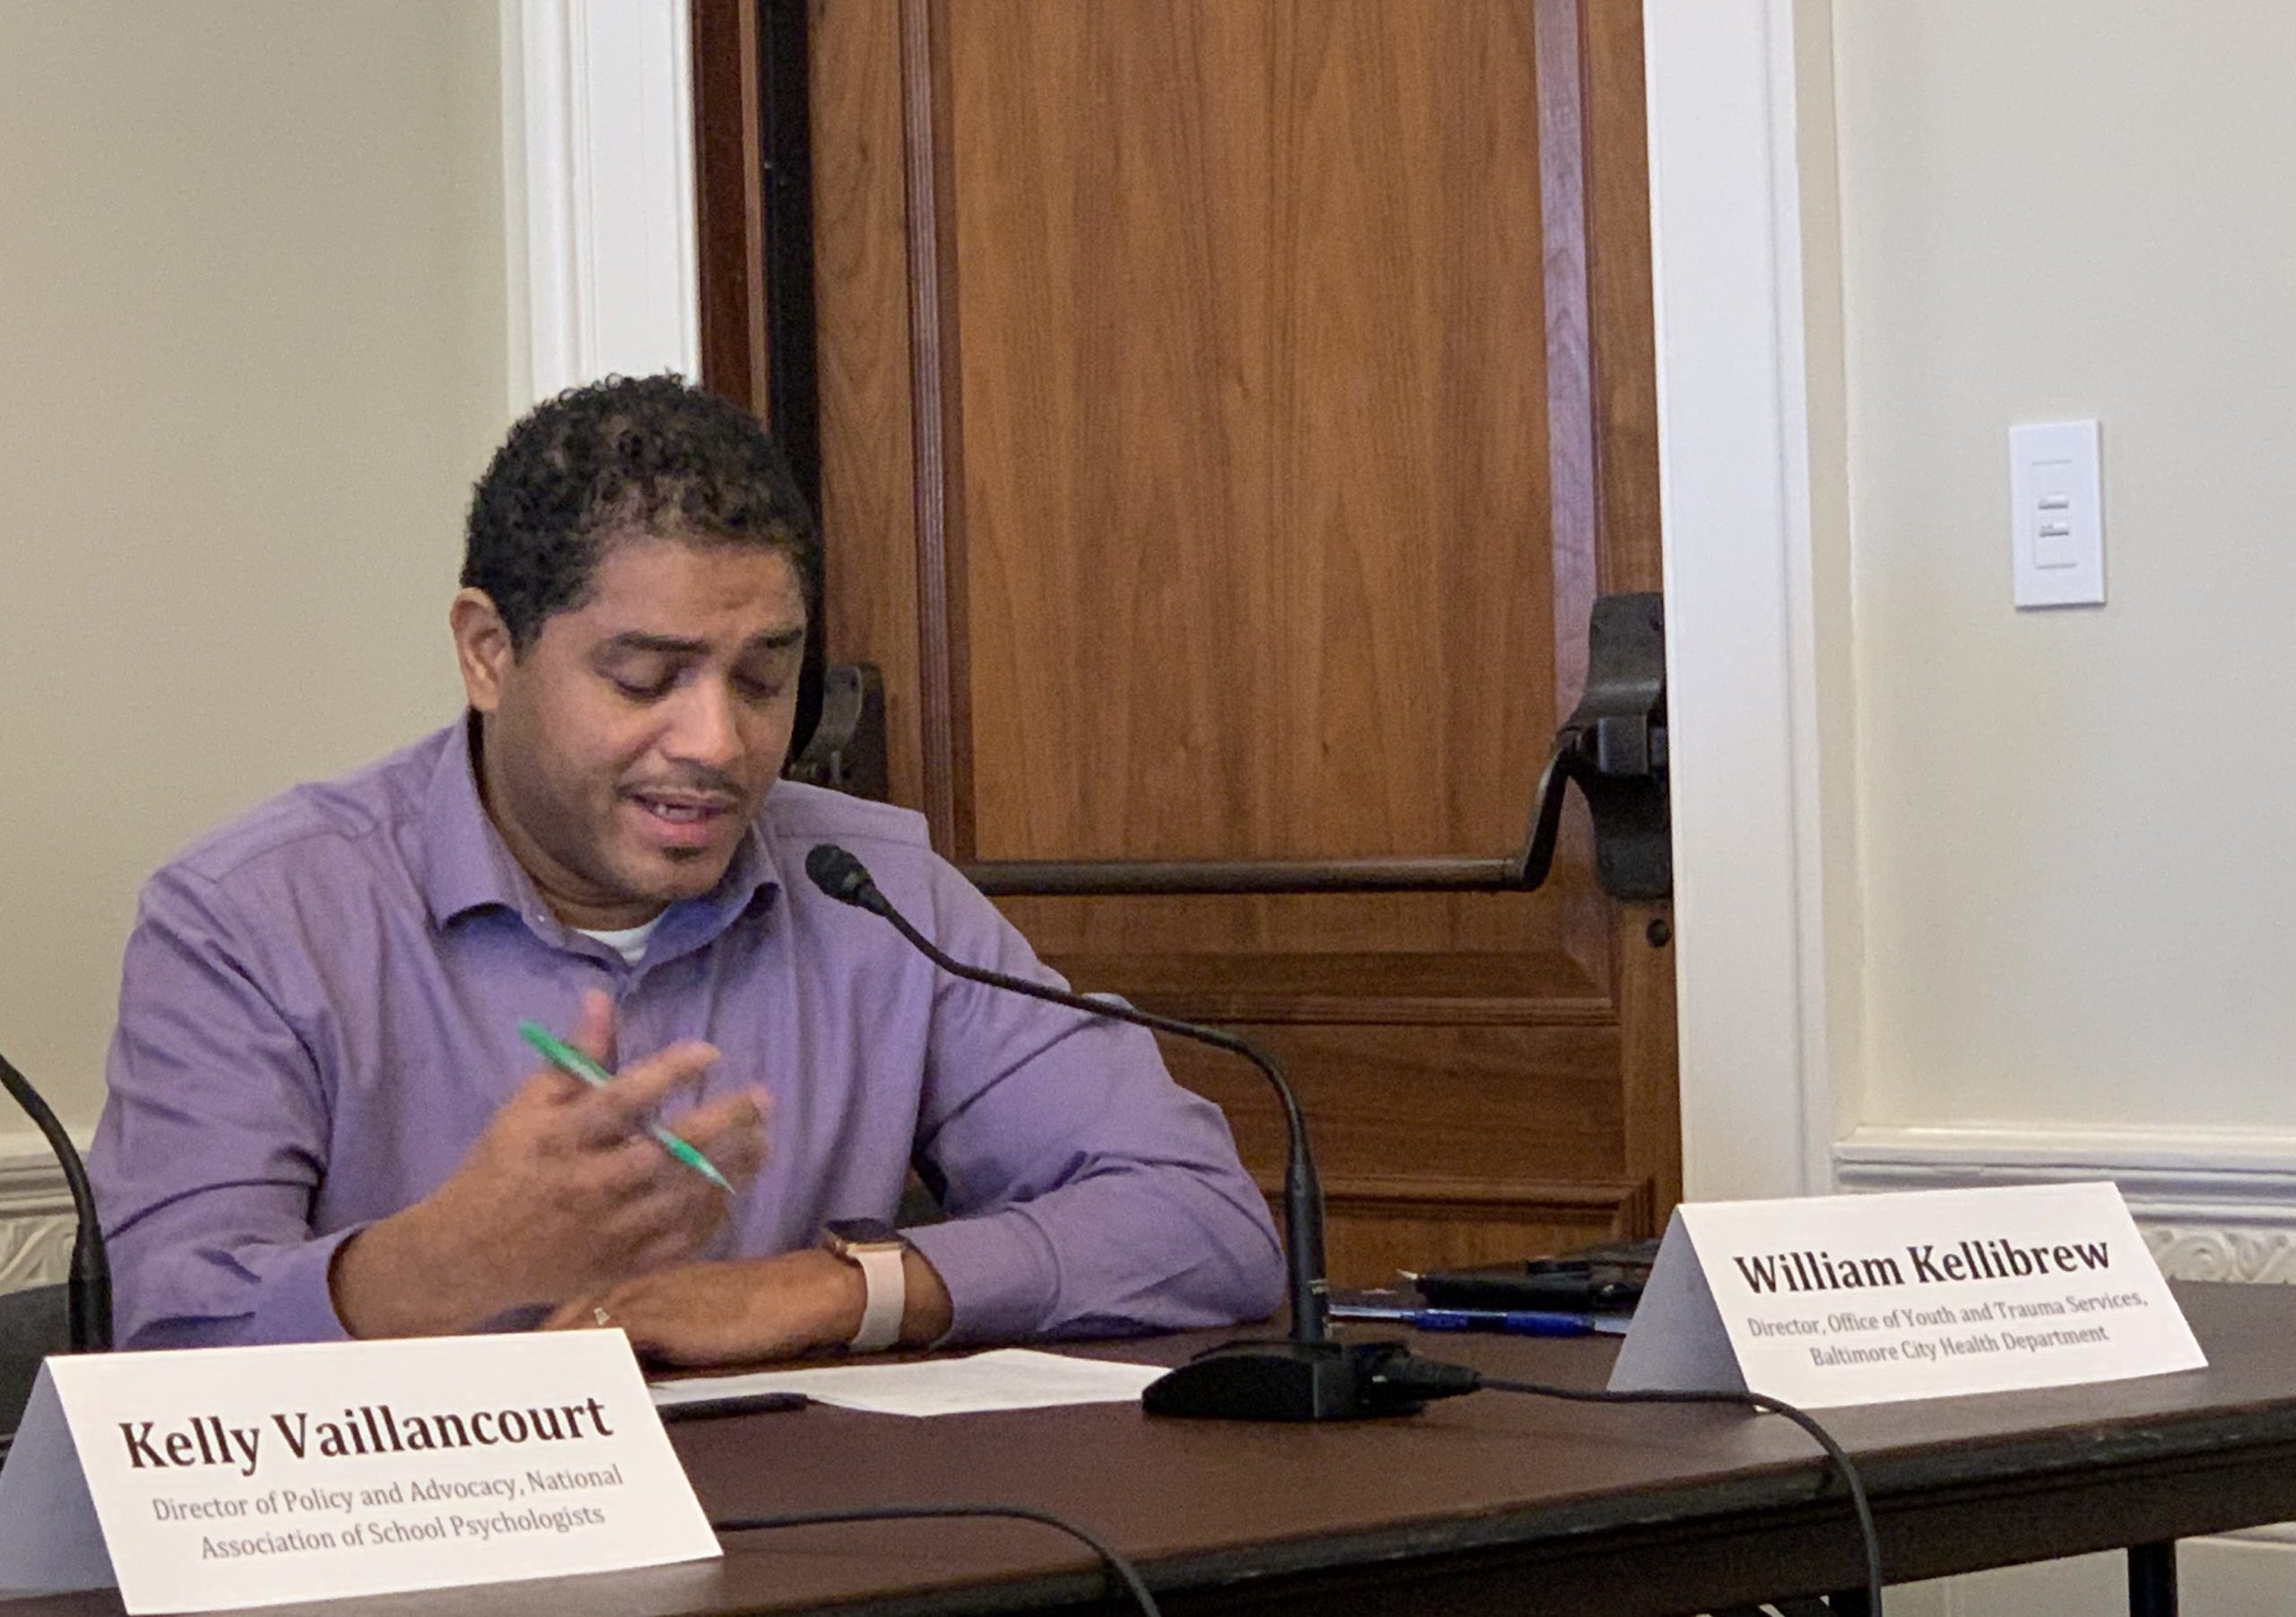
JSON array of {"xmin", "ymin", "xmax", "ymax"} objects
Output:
[
  {"xmin": 240, "ymin": 1224, "xmax": 369, "ymax": 1346},
  {"xmin": 903, "ymin": 1210, "xmax": 1059, "ymax": 1345}
]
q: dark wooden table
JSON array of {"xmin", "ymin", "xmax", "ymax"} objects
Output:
[{"xmin": 14, "ymin": 1282, "xmax": 2296, "ymax": 1616}]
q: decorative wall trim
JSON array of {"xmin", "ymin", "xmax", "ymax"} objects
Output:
[
  {"xmin": 507, "ymin": 0, "xmax": 700, "ymax": 408},
  {"xmin": 1839, "ymin": 1124, "xmax": 2296, "ymax": 1287},
  {"xmin": 1837, "ymin": 1125, "xmax": 2296, "ymax": 1236},
  {"xmin": 0, "ymin": 1215, "xmax": 73, "ymax": 1294},
  {"xmin": 0, "ymin": 1132, "xmax": 83, "ymax": 1293}
]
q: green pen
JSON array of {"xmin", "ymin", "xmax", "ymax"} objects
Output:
[{"xmin": 517, "ymin": 1020, "xmax": 735, "ymax": 1195}]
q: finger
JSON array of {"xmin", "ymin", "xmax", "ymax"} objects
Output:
[
  {"xmin": 542, "ymin": 1294, "xmax": 608, "ymax": 1332},
  {"xmin": 600, "ymin": 1181, "xmax": 712, "ymax": 1265},
  {"xmin": 519, "ymin": 993, "xmax": 618, "ymax": 1114},
  {"xmin": 688, "ymin": 1125, "xmax": 766, "ymax": 1187},
  {"xmin": 656, "ymin": 1185, "xmax": 732, "ymax": 1265},
  {"xmin": 561, "ymin": 1051, "xmax": 717, "ymax": 1152},
  {"xmin": 635, "ymin": 1225, "xmax": 704, "ymax": 1275},
  {"xmin": 668, "ymin": 1090, "xmax": 769, "ymax": 1162},
  {"xmin": 666, "ymin": 1085, "xmax": 769, "ymax": 1144},
  {"xmin": 588, "ymin": 1041, "xmax": 720, "ymax": 1132},
  {"xmin": 511, "ymin": 1065, "xmax": 588, "ymax": 1110},
  {"xmin": 571, "ymin": 988, "xmax": 616, "ymax": 1068},
  {"xmin": 587, "ymin": 1132, "xmax": 676, "ymax": 1199}
]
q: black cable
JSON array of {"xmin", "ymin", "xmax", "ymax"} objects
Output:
[
  {"xmin": 1474, "ymin": 1375, "xmax": 1883, "ymax": 1614},
  {"xmin": 712, "ymin": 1503, "xmax": 1161, "ymax": 1617}
]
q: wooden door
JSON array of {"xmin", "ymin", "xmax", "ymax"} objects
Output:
[{"xmin": 701, "ymin": 0, "xmax": 1674, "ymax": 1285}]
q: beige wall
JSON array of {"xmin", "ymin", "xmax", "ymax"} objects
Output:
[
  {"xmin": 0, "ymin": 2, "xmax": 509, "ymax": 1132},
  {"xmin": 1822, "ymin": 1, "xmax": 2296, "ymax": 1133},
  {"xmin": 1805, "ymin": 9, "xmax": 2296, "ymax": 1602}
]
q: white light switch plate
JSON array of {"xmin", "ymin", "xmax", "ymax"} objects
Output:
[{"xmin": 2009, "ymin": 419, "xmax": 2104, "ymax": 608}]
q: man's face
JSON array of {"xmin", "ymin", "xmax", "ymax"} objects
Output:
[{"xmin": 453, "ymin": 531, "xmax": 808, "ymax": 930}]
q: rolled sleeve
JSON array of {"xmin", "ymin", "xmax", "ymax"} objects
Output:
[
  {"xmin": 901, "ymin": 1209, "xmax": 1059, "ymax": 1344},
  {"xmin": 237, "ymin": 1223, "xmax": 363, "ymax": 1345}
]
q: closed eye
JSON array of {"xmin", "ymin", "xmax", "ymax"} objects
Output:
[{"xmin": 609, "ymin": 673, "xmax": 677, "ymax": 702}]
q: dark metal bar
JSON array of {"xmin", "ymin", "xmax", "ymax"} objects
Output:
[
  {"xmin": 758, "ymin": 0, "xmax": 819, "ymax": 512},
  {"xmin": 2128, "ymin": 1541, "xmax": 2178, "ymax": 1617},
  {"xmin": 755, "ymin": 0, "xmax": 828, "ymax": 762},
  {"xmin": 962, "ymin": 733, "xmax": 1575, "ymax": 898},
  {"xmin": 966, "ymin": 856, "xmax": 1524, "ymax": 898},
  {"xmin": 959, "ymin": 595, "xmax": 1674, "ymax": 903}
]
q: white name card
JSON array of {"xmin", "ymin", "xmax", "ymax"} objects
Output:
[
  {"xmin": 0, "ymin": 1332, "xmax": 719, "ymax": 1613},
  {"xmin": 1611, "ymin": 1181, "xmax": 2205, "ymax": 1409}
]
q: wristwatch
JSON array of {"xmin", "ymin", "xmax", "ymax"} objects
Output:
[{"xmin": 822, "ymin": 1218, "xmax": 909, "ymax": 1352}]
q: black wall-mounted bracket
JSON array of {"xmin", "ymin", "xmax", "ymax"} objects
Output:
[
  {"xmin": 784, "ymin": 663, "xmax": 889, "ymax": 802},
  {"xmin": 1509, "ymin": 591, "xmax": 1671, "ymax": 902}
]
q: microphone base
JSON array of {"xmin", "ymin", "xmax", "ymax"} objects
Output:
[{"xmin": 1141, "ymin": 1337, "xmax": 1432, "ymax": 1422}]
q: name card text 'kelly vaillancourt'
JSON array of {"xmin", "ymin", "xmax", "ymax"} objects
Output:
[
  {"xmin": 122, "ymin": 1396, "xmax": 617, "ymax": 1480},
  {"xmin": 1608, "ymin": 1183, "xmax": 2208, "ymax": 1410}
]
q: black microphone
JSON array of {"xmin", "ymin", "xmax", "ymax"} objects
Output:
[
  {"xmin": 805, "ymin": 841, "xmax": 1460, "ymax": 1421},
  {"xmin": 0, "ymin": 1049, "xmax": 112, "ymax": 1352}
]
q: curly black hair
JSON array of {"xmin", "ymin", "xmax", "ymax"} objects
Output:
[{"xmin": 462, "ymin": 374, "xmax": 818, "ymax": 652}]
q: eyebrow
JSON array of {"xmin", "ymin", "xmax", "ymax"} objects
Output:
[{"xmin": 596, "ymin": 626, "xmax": 805, "ymax": 658}]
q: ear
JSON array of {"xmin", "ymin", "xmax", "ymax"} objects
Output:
[{"xmin": 448, "ymin": 589, "xmax": 515, "ymax": 714}]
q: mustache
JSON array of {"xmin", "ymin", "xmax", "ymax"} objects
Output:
[{"xmin": 622, "ymin": 769, "xmax": 747, "ymax": 801}]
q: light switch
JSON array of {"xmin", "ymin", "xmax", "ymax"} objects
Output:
[{"xmin": 2010, "ymin": 420, "xmax": 2104, "ymax": 607}]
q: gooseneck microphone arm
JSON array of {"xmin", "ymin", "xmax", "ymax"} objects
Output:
[
  {"xmin": 804, "ymin": 842, "xmax": 1328, "ymax": 1345},
  {"xmin": 805, "ymin": 842, "xmax": 1465, "ymax": 1421},
  {"xmin": 0, "ymin": 1049, "xmax": 111, "ymax": 1352}
]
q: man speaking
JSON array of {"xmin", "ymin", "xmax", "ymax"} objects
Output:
[{"xmin": 91, "ymin": 376, "xmax": 1283, "ymax": 1362}]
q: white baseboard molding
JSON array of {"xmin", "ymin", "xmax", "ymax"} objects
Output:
[
  {"xmin": 1838, "ymin": 1121, "xmax": 2296, "ymax": 1192},
  {"xmin": 1837, "ymin": 1123, "xmax": 2296, "ymax": 1280},
  {"xmin": 1839, "ymin": 1122, "xmax": 2296, "ymax": 1550}
]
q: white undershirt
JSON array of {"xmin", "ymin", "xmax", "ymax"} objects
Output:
[{"xmin": 573, "ymin": 916, "xmax": 663, "ymax": 965}]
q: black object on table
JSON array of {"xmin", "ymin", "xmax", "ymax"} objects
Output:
[{"xmin": 1413, "ymin": 1235, "xmax": 1658, "ymax": 1315}]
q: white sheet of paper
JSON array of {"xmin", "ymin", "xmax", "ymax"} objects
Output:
[{"xmin": 650, "ymin": 1348, "xmax": 1165, "ymax": 1417}]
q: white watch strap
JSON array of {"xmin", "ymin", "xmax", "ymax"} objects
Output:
[{"xmin": 848, "ymin": 1245, "xmax": 906, "ymax": 1352}]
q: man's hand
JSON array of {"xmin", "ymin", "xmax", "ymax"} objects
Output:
[
  {"xmin": 544, "ymin": 1247, "xmax": 955, "ymax": 1368},
  {"xmin": 330, "ymin": 990, "xmax": 770, "ymax": 1337}
]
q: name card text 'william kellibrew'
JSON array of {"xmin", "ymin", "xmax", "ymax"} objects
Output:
[{"xmin": 1733, "ymin": 1236, "xmax": 2109, "ymax": 1293}]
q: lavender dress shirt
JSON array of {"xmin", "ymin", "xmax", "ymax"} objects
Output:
[{"xmin": 91, "ymin": 721, "xmax": 1283, "ymax": 1349}]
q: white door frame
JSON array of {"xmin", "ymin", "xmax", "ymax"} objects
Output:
[
  {"xmin": 500, "ymin": 0, "xmax": 700, "ymax": 411},
  {"xmin": 1643, "ymin": 0, "xmax": 1835, "ymax": 1201},
  {"xmin": 511, "ymin": 0, "xmax": 1833, "ymax": 1204}
]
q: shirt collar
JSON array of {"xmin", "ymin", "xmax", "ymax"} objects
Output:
[
  {"xmin": 414, "ymin": 716, "xmax": 786, "ymax": 945},
  {"xmin": 689, "ymin": 795, "xmax": 783, "ymax": 936},
  {"xmin": 415, "ymin": 717, "xmax": 540, "ymax": 927}
]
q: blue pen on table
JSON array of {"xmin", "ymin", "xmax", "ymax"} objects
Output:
[
  {"xmin": 517, "ymin": 1020, "xmax": 735, "ymax": 1195},
  {"xmin": 1328, "ymin": 1302, "xmax": 1605, "ymax": 1337}
]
